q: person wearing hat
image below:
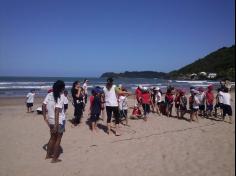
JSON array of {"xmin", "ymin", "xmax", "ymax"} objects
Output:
[{"xmin": 103, "ymin": 77, "xmax": 130, "ymax": 136}]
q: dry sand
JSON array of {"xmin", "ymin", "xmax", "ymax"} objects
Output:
[{"xmin": 0, "ymin": 92, "xmax": 235, "ymax": 176}]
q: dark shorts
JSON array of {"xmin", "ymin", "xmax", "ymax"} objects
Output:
[
  {"xmin": 223, "ymin": 104, "xmax": 232, "ymax": 116},
  {"xmin": 64, "ymin": 104, "xmax": 68, "ymax": 111},
  {"xmin": 106, "ymin": 106, "xmax": 120, "ymax": 124},
  {"xmin": 214, "ymin": 103, "xmax": 224, "ymax": 109},
  {"xmin": 119, "ymin": 110, "xmax": 128, "ymax": 119},
  {"xmin": 191, "ymin": 108, "xmax": 199, "ymax": 112},
  {"xmin": 180, "ymin": 105, "xmax": 187, "ymax": 111},
  {"xmin": 199, "ymin": 105, "xmax": 205, "ymax": 111},
  {"xmin": 207, "ymin": 105, "xmax": 213, "ymax": 111},
  {"xmin": 27, "ymin": 103, "xmax": 33, "ymax": 108},
  {"xmin": 90, "ymin": 114, "xmax": 100, "ymax": 122},
  {"xmin": 142, "ymin": 104, "xmax": 150, "ymax": 115},
  {"xmin": 49, "ymin": 123, "xmax": 65, "ymax": 134}
]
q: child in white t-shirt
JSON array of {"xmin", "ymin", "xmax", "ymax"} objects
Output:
[
  {"xmin": 25, "ymin": 89, "xmax": 35, "ymax": 113},
  {"xmin": 220, "ymin": 88, "xmax": 233, "ymax": 124}
]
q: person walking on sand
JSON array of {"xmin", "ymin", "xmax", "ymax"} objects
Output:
[
  {"xmin": 42, "ymin": 80, "xmax": 66, "ymax": 163},
  {"xmin": 25, "ymin": 89, "xmax": 35, "ymax": 113},
  {"xmin": 71, "ymin": 81, "xmax": 84, "ymax": 126},
  {"xmin": 103, "ymin": 77, "xmax": 129, "ymax": 136}
]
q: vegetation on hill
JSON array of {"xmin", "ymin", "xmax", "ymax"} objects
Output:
[
  {"xmin": 101, "ymin": 45, "xmax": 235, "ymax": 81},
  {"xmin": 169, "ymin": 45, "xmax": 235, "ymax": 80}
]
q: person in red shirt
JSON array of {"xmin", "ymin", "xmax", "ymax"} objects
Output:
[
  {"xmin": 165, "ymin": 88, "xmax": 174, "ymax": 117},
  {"xmin": 206, "ymin": 85, "xmax": 214, "ymax": 117},
  {"xmin": 141, "ymin": 87, "xmax": 151, "ymax": 121},
  {"xmin": 135, "ymin": 85, "xmax": 143, "ymax": 104}
]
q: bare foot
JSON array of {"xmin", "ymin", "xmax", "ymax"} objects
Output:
[
  {"xmin": 45, "ymin": 155, "xmax": 53, "ymax": 160},
  {"xmin": 51, "ymin": 159, "xmax": 62, "ymax": 163}
]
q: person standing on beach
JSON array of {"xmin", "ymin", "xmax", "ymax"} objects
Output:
[
  {"xmin": 141, "ymin": 87, "xmax": 151, "ymax": 121},
  {"xmin": 197, "ymin": 87, "xmax": 206, "ymax": 117},
  {"xmin": 135, "ymin": 85, "xmax": 143, "ymax": 105},
  {"xmin": 42, "ymin": 80, "xmax": 66, "ymax": 163},
  {"xmin": 71, "ymin": 81, "xmax": 84, "ymax": 126},
  {"xmin": 165, "ymin": 87, "xmax": 174, "ymax": 117},
  {"xmin": 89, "ymin": 88, "xmax": 102, "ymax": 133},
  {"xmin": 82, "ymin": 79, "xmax": 89, "ymax": 105},
  {"xmin": 219, "ymin": 87, "xmax": 233, "ymax": 124},
  {"xmin": 179, "ymin": 90, "xmax": 187, "ymax": 119},
  {"xmin": 118, "ymin": 86, "xmax": 130, "ymax": 126},
  {"xmin": 103, "ymin": 77, "xmax": 129, "ymax": 136},
  {"xmin": 174, "ymin": 89, "xmax": 181, "ymax": 118},
  {"xmin": 25, "ymin": 89, "xmax": 35, "ymax": 113},
  {"xmin": 189, "ymin": 89, "xmax": 200, "ymax": 122},
  {"xmin": 206, "ymin": 85, "xmax": 214, "ymax": 117}
]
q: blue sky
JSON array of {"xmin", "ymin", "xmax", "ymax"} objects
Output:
[{"xmin": 0, "ymin": 0, "xmax": 235, "ymax": 77}]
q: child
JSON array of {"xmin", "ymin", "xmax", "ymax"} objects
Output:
[
  {"xmin": 165, "ymin": 88, "xmax": 174, "ymax": 117},
  {"xmin": 118, "ymin": 88, "xmax": 129, "ymax": 126},
  {"xmin": 179, "ymin": 90, "xmax": 187, "ymax": 119},
  {"xmin": 155, "ymin": 87, "xmax": 162, "ymax": 115},
  {"xmin": 214, "ymin": 88, "xmax": 224, "ymax": 118},
  {"xmin": 190, "ymin": 89, "xmax": 200, "ymax": 122},
  {"xmin": 141, "ymin": 87, "xmax": 151, "ymax": 121},
  {"xmin": 25, "ymin": 89, "xmax": 35, "ymax": 113},
  {"xmin": 197, "ymin": 87, "xmax": 206, "ymax": 117},
  {"xmin": 90, "ymin": 89, "xmax": 102, "ymax": 133},
  {"xmin": 174, "ymin": 89, "xmax": 181, "ymax": 118},
  {"xmin": 220, "ymin": 87, "xmax": 233, "ymax": 124},
  {"xmin": 206, "ymin": 85, "xmax": 214, "ymax": 117}
]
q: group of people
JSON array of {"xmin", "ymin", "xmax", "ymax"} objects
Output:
[{"xmin": 35, "ymin": 78, "xmax": 233, "ymax": 163}]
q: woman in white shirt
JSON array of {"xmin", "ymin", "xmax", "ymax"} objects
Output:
[
  {"xmin": 43, "ymin": 80, "xmax": 66, "ymax": 163},
  {"xmin": 103, "ymin": 78, "xmax": 130, "ymax": 136}
]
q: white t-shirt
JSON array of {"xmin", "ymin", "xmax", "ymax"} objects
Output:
[
  {"xmin": 64, "ymin": 96, "xmax": 69, "ymax": 104},
  {"xmin": 103, "ymin": 85, "xmax": 118, "ymax": 107},
  {"xmin": 119, "ymin": 96, "xmax": 128, "ymax": 110},
  {"xmin": 218, "ymin": 91, "xmax": 224, "ymax": 104},
  {"xmin": 43, "ymin": 92, "xmax": 66, "ymax": 125},
  {"xmin": 219, "ymin": 92, "xmax": 231, "ymax": 105},
  {"xmin": 193, "ymin": 95, "xmax": 200, "ymax": 109},
  {"xmin": 156, "ymin": 92, "xmax": 162, "ymax": 103},
  {"xmin": 26, "ymin": 92, "xmax": 35, "ymax": 103},
  {"xmin": 197, "ymin": 92, "xmax": 205, "ymax": 105},
  {"xmin": 83, "ymin": 82, "xmax": 88, "ymax": 94}
]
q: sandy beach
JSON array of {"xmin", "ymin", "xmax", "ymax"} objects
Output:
[{"xmin": 0, "ymin": 92, "xmax": 234, "ymax": 176}]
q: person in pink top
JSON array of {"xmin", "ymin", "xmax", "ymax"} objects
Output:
[{"xmin": 206, "ymin": 85, "xmax": 214, "ymax": 117}]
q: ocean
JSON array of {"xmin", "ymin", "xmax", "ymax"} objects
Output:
[{"xmin": 0, "ymin": 76, "xmax": 226, "ymax": 98}]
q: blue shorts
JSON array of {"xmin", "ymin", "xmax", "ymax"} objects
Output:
[{"xmin": 207, "ymin": 105, "xmax": 213, "ymax": 111}]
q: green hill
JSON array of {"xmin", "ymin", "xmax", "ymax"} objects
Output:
[
  {"xmin": 169, "ymin": 45, "xmax": 235, "ymax": 80},
  {"xmin": 101, "ymin": 45, "xmax": 235, "ymax": 81}
]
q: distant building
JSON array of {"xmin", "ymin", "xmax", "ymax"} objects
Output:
[
  {"xmin": 190, "ymin": 73, "xmax": 198, "ymax": 79},
  {"xmin": 207, "ymin": 73, "xmax": 217, "ymax": 79},
  {"xmin": 199, "ymin": 72, "xmax": 207, "ymax": 76}
]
